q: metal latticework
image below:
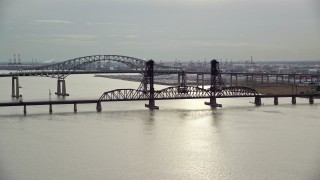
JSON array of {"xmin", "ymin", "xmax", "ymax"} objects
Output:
[
  {"xmin": 155, "ymin": 86, "xmax": 210, "ymax": 99},
  {"xmin": 98, "ymin": 85, "xmax": 259, "ymax": 101},
  {"xmin": 16, "ymin": 55, "xmax": 181, "ymax": 79},
  {"xmin": 99, "ymin": 86, "xmax": 211, "ymax": 101},
  {"xmin": 209, "ymin": 59, "xmax": 225, "ymax": 96},
  {"xmin": 137, "ymin": 60, "xmax": 152, "ymax": 92},
  {"xmin": 99, "ymin": 89, "xmax": 149, "ymax": 101},
  {"xmin": 99, "ymin": 59, "xmax": 259, "ymax": 103},
  {"xmin": 217, "ymin": 86, "xmax": 259, "ymax": 97}
]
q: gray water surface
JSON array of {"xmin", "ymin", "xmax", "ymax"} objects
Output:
[{"xmin": 0, "ymin": 73, "xmax": 319, "ymax": 179}]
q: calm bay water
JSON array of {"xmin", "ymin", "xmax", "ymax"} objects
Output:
[{"xmin": 0, "ymin": 72, "xmax": 320, "ymax": 179}]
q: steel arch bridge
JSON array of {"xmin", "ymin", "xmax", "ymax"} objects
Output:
[{"xmin": 16, "ymin": 55, "xmax": 181, "ymax": 79}]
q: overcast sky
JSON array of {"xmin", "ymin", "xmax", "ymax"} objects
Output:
[{"xmin": 0, "ymin": 0, "xmax": 319, "ymax": 62}]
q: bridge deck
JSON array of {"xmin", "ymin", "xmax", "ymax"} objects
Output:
[
  {"xmin": 0, "ymin": 100, "xmax": 99, "ymax": 107},
  {"xmin": 0, "ymin": 94, "xmax": 316, "ymax": 107}
]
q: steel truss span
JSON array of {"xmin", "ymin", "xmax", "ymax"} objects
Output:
[
  {"xmin": 99, "ymin": 89, "xmax": 150, "ymax": 101},
  {"xmin": 99, "ymin": 86, "xmax": 259, "ymax": 101},
  {"xmin": 16, "ymin": 55, "xmax": 180, "ymax": 79},
  {"xmin": 155, "ymin": 86, "xmax": 210, "ymax": 99},
  {"xmin": 218, "ymin": 86, "xmax": 259, "ymax": 96}
]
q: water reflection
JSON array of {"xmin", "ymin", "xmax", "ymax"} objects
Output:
[
  {"xmin": 143, "ymin": 110, "xmax": 155, "ymax": 135},
  {"xmin": 147, "ymin": 110, "xmax": 155, "ymax": 123},
  {"xmin": 211, "ymin": 110, "xmax": 222, "ymax": 127}
]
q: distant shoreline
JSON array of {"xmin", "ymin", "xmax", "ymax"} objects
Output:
[{"xmin": 96, "ymin": 75, "xmax": 316, "ymax": 95}]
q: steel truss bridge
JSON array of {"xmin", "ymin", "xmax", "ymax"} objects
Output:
[
  {"xmin": 99, "ymin": 86, "xmax": 259, "ymax": 101},
  {"xmin": 98, "ymin": 58, "xmax": 261, "ymax": 108},
  {"xmin": 0, "ymin": 54, "xmax": 318, "ymax": 110}
]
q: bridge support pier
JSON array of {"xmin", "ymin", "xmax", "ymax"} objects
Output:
[
  {"xmin": 23, "ymin": 105, "xmax": 27, "ymax": 115},
  {"xmin": 178, "ymin": 71, "xmax": 187, "ymax": 87},
  {"xmin": 292, "ymin": 96, "xmax": 296, "ymax": 104},
  {"xmin": 205, "ymin": 97, "xmax": 222, "ymax": 107},
  {"xmin": 196, "ymin": 74, "xmax": 204, "ymax": 89},
  {"xmin": 96, "ymin": 101, "xmax": 102, "ymax": 112},
  {"xmin": 309, "ymin": 96, "xmax": 314, "ymax": 104},
  {"xmin": 274, "ymin": 97, "xmax": 278, "ymax": 105},
  {"xmin": 74, "ymin": 103, "xmax": 77, "ymax": 113},
  {"xmin": 255, "ymin": 96, "xmax": 261, "ymax": 106},
  {"xmin": 11, "ymin": 76, "xmax": 20, "ymax": 98},
  {"xmin": 55, "ymin": 79, "xmax": 69, "ymax": 96},
  {"xmin": 49, "ymin": 104, "xmax": 52, "ymax": 114},
  {"xmin": 145, "ymin": 100, "xmax": 159, "ymax": 109}
]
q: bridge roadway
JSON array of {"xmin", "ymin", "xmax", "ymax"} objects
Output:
[
  {"xmin": 0, "ymin": 69, "xmax": 180, "ymax": 77},
  {"xmin": 1, "ymin": 69, "xmax": 319, "ymax": 78},
  {"xmin": 0, "ymin": 94, "xmax": 317, "ymax": 115}
]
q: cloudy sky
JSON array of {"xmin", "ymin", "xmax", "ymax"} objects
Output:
[{"xmin": 0, "ymin": 0, "xmax": 319, "ymax": 62}]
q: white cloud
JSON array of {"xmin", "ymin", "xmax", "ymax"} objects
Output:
[
  {"xmin": 85, "ymin": 22, "xmax": 113, "ymax": 26},
  {"xmin": 34, "ymin": 20, "xmax": 74, "ymax": 24},
  {"xmin": 52, "ymin": 34, "xmax": 98, "ymax": 41}
]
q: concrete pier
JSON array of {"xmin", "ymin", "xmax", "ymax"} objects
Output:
[
  {"xmin": 55, "ymin": 79, "xmax": 69, "ymax": 96},
  {"xmin": 274, "ymin": 97, "xmax": 278, "ymax": 105},
  {"xmin": 96, "ymin": 101, "xmax": 102, "ymax": 112},
  {"xmin": 11, "ymin": 76, "xmax": 20, "ymax": 98},
  {"xmin": 230, "ymin": 74, "xmax": 238, "ymax": 86},
  {"xmin": 255, "ymin": 96, "xmax": 262, "ymax": 106},
  {"xmin": 49, "ymin": 104, "xmax": 52, "ymax": 114},
  {"xmin": 74, "ymin": 103, "xmax": 77, "ymax": 113},
  {"xmin": 178, "ymin": 71, "xmax": 187, "ymax": 87},
  {"xmin": 145, "ymin": 101, "xmax": 159, "ymax": 109},
  {"xmin": 309, "ymin": 96, "xmax": 314, "ymax": 104},
  {"xmin": 196, "ymin": 74, "xmax": 204, "ymax": 89},
  {"xmin": 23, "ymin": 105, "xmax": 26, "ymax": 115},
  {"xmin": 205, "ymin": 97, "xmax": 222, "ymax": 107},
  {"xmin": 291, "ymin": 96, "xmax": 296, "ymax": 104}
]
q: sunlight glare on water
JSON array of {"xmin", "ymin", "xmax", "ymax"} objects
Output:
[{"xmin": 0, "ymin": 73, "xmax": 319, "ymax": 180}]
